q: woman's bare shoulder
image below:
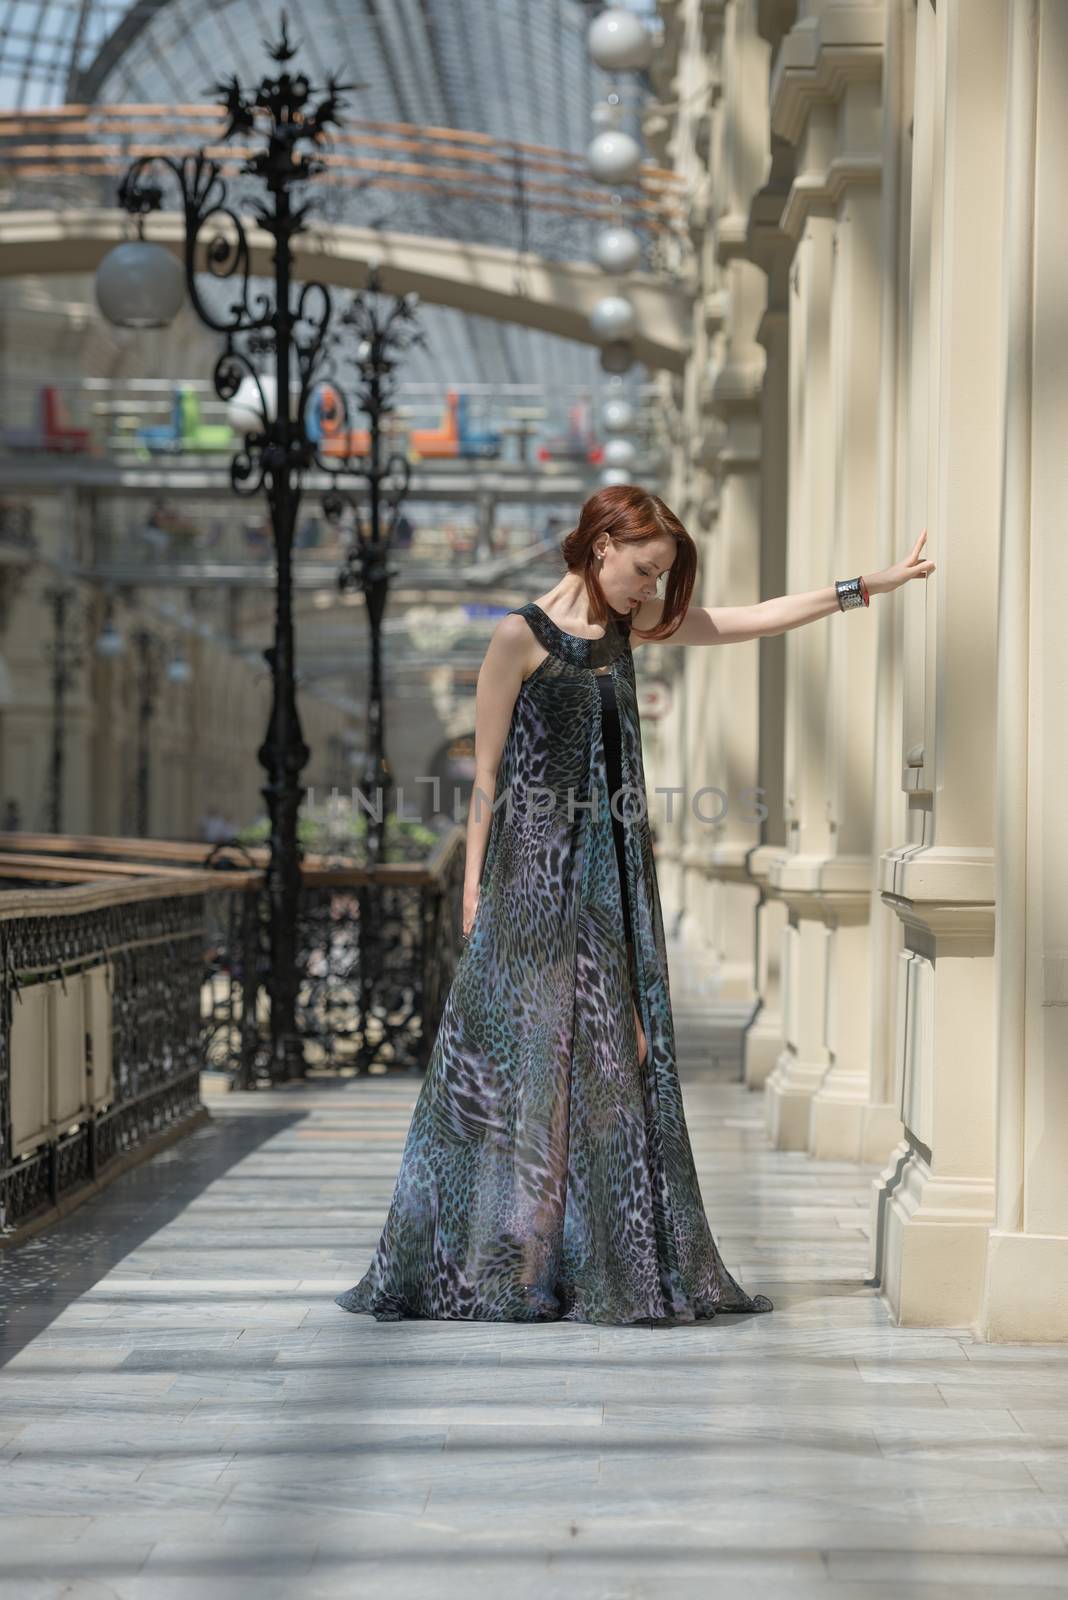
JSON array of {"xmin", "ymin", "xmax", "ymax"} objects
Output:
[
  {"xmin": 487, "ymin": 610, "xmax": 543, "ymax": 676},
  {"xmin": 493, "ymin": 609, "xmax": 535, "ymax": 647}
]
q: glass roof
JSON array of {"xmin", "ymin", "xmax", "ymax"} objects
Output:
[
  {"xmin": 0, "ymin": 0, "xmax": 655, "ymax": 135},
  {"xmin": 1, "ymin": 0, "xmax": 662, "ymax": 406}
]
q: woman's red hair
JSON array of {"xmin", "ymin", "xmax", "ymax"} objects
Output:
[{"xmin": 559, "ymin": 484, "xmax": 697, "ymax": 643}]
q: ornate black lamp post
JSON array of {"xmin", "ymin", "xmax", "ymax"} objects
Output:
[
  {"xmin": 42, "ymin": 584, "xmax": 85, "ymax": 835},
  {"xmin": 131, "ymin": 628, "xmax": 162, "ymax": 838},
  {"xmin": 325, "ymin": 267, "xmax": 424, "ymax": 868},
  {"xmin": 98, "ymin": 16, "xmax": 359, "ymax": 1081}
]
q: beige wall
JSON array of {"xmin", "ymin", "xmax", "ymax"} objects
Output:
[{"xmin": 655, "ymin": 0, "xmax": 1068, "ymax": 1340}]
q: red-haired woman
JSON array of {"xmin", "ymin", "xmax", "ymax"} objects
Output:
[{"xmin": 336, "ymin": 485, "xmax": 935, "ymax": 1325}]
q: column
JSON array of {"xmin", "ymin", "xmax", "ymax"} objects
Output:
[
  {"xmin": 764, "ymin": 205, "xmax": 835, "ymax": 1148},
  {"xmin": 979, "ymin": 0, "xmax": 1068, "ymax": 1342},
  {"xmin": 743, "ymin": 130, "xmax": 793, "ymax": 1088},
  {"xmin": 856, "ymin": 0, "xmax": 914, "ymax": 1203},
  {"xmin": 761, "ymin": 1, "xmax": 885, "ymax": 1151},
  {"xmin": 655, "ymin": 0, "xmax": 729, "ymax": 954},
  {"xmin": 873, "ymin": 0, "xmax": 1008, "ymax": 1326},
  {"xmin": 807, "ymin": 134, "xmax": 883, "ymax": 1157},
  {"xmin": 701, "ymin": 0, "xmax": 769, "ymax": 1001}
]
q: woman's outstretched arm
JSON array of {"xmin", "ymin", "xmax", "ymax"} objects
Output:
[{"xmin": 633, "ymin": 530, "xmax": 936, "ymax": 648}]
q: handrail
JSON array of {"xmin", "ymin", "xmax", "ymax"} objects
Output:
[
  {"xmin": 0, "ymin": 826, "xmax": 466, "ymax": 1136},
  {"xmin": 0, "ymin": 865, "xmax": 262, "ymax": 919},
  {"xmin": 11, "ymin": 150, "xmax": 680, "ymax": 220},
  {"xmin": 8, "ymin": 165, "xmax": 682, "ymax": 235},
  {"xmin": 0, "ymin": 106, "xmax": 685, "ymax": 185},
  {"xmin": 0, "ymin": 825, "xmax": 466, "ymax": 890},
  {"xmin": 0, "ymin": 106, "xmax": 686, "ymax": 239}
]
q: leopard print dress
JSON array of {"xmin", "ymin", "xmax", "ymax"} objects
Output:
[{"xmin": 334, "ymin": 601, "xmax": 774, "ymax": 1325}]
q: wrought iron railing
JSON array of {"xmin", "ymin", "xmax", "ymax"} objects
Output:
[
  {"xmin": 0, "ymin": 875, "xmax": 218, "ymax": 1237},
  {"xmin": 0, "ymin": 825, "xmax": 467, "ymax": 1121},
  {"xmin": 202, "ymin": 828, "xmax": 467, "ymax": 1084},
  {"xmin": 303, "ymin": 831, "xmax": 467, "ymax": 1078}
]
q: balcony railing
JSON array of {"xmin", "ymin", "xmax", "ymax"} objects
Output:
[
  {"xmin": 0, "ymin": 827, "xmax": 467, "ymax": 1232},
  {"xmin": 195, "ymin": 828, "xmax": 467, "ymax": 1085},
  {"xmin": 0, "ymin": 868, "xmax": 224, "ymax": 1238},
  {"xmin": 0, "ymin": 105, "xmax": 688, "ymax": 271}
]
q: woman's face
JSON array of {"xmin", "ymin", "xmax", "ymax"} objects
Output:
[{"xmin": 599, "ymin": 533, "xmax": 676, "ymax": 615}]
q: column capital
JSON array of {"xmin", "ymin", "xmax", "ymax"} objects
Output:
[
  {"xmin": 705, "ymin": 360, "xmax": 765, "ymax": 422},
  {"xmin": 780, "ymin": 155, "xmax": 881, "ymax": 238},
  {"xmin": 770, "ymin": 7, "xmax": 884, "ymax": 148},
  {"xmin": 882, "ymin": 897, "xmax": 996, "ymax": 952},
  {"xmin": 879, "ymin": 844, "xmax": 997, "ymax": 908},
  {"xmin": 769, "ymin": 849, "xmax": 872, "ymax": 897}
]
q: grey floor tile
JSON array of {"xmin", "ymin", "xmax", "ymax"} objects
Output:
[{"xmin": 2, "ymin": 930, "xmax": 1068, "ymax": 1596}]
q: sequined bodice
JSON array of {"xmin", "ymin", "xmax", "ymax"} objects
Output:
[{"xmin": 510, "ymin": 600, "xmax": 630, "ymax": 675}]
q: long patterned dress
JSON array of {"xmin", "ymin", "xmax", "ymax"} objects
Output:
[{"xmin": 335, "ymin": 601, "xmax": 774, "ymax": 1325}]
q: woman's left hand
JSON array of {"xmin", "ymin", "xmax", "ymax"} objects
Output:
[{"xmin": 871, "ymin": 529, "xmax": 936, "ymax": 595}]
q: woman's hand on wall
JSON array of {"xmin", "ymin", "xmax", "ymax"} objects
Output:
[{"xmin": 869, "ymin": 529, "xmax": 936, "ymax": 595}]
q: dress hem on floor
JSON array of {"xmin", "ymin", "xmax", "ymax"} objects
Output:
[{"xmin": 334, "ymin": 1286, "xmax": 774, "ymax": 1326}]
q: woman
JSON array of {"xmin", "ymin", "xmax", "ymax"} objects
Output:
[{"xmin": 336, "ymin": 485, "xmax": 935, "ymax": 1325}]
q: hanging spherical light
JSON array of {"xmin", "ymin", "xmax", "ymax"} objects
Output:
[
  {"xmin": 594, "ymin": 225, "xmax": 642, "ymax": 275},
  {"xmin": 588, "ymin": 9, "xmax": 654, "ymax": 72},
  {"xmin": 226, "ymin": 373, "xmax": 277, "ymax": 435},
  {"xmin": 600, "ymin": 340, "xmax": 635, "ymax": 375},
  {"xmin": 586, "ymin": 130, "xmax": 642, "ymax": 185},
  {"xmin": 602, "ymin": 437, "xmax": 636, "ymax": 469},
  {"xmin": 600, "ymin": 466, "xmax": 632, "ymax": 488},
  {"xmin": 95, "ymin": 240, "xmax": 186, "ymax": 329},
  {"xmin": 590, "ymin": 295, "xmax": 636, "ymax": 342},
  {"xmin": 602, "ymin": 397, "xmax": 635, "ymax": 432}
]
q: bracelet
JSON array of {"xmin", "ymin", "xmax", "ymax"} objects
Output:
[{"xmin": 836, "ymin": 576, "xmax": 869, "ymax": 611}]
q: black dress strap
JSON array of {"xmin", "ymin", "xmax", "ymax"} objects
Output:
[{"xmin": 511, "ymin": 601, "xmax": 628, "ymax": 671}]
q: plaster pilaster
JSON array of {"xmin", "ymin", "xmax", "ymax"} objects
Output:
[{"xmin": 873, "ymin": 0, "xmax": 1009, "ymax": 1327}]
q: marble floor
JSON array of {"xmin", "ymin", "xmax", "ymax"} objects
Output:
[{"xmin": 3, "ymin": 940, "xmax": 1068, "ymax": 1599}]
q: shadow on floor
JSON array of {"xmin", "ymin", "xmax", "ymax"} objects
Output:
[{"xmin": 0, "ymin": 1103, "xmax": 303, "ymax": 1366}]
